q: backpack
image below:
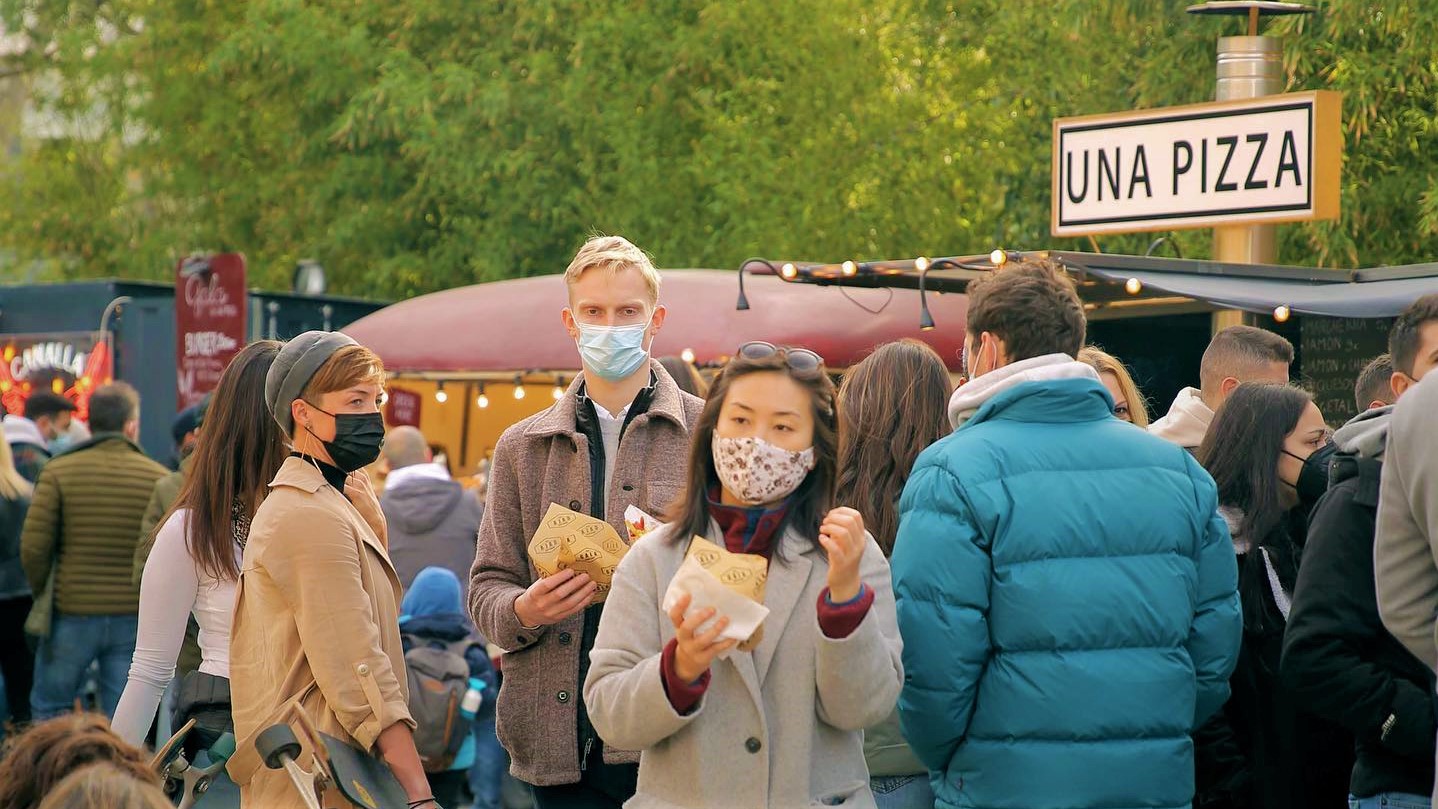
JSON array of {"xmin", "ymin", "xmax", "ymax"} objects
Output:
[{"xmin": 402, "ymin": 634, "xmax": 477, "ymax": 772}]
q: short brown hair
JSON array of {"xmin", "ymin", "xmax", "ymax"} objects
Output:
[
  {"xmin": 0, "ymin": 714, "xmax": 158, "ymax": 809},
  {"xmin": 1389, "ymin": 293, "xmax": 1438, "ymax": 377},
  {"xmin": 87, "ymin": 382, "xmax": 140, "ymax": 434},
  {"xmin": 1199, "ymin": 325, "xmax": 1293, "ymax": 392},
  {"xmin": 563, "ymin": 235, "xmax": 661, "ymax": 305},
  {"xmin": 300, "ymin": 344, "xmax": 386, "ymax": 402},
  {"xmin": 964, "ymin": 258, "xmax": 1085, "ymax": 361},
  {"xmin": 1354, "ymin": 353, "xmax": 1395, "ymax": 410}
]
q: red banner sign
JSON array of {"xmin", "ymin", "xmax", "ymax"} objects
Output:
[
  {"xmin": 385, "ymin": 388, "xmax": 422, "ymax": 427},
  {"xmin": 176, "ymin": 254, "xmax": 248, "ymax": 409}
]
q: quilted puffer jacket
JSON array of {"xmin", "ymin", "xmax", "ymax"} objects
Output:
[{"xmin": 893, "ymin": 377, "xmax": 1243, "ymax": 809}]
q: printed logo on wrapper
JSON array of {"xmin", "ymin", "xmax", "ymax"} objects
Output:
[
  {"xmin": 661, "ymin": 536, "xmax": 771, "ymax": 654},
  {"xmin": 526, "ymin": 503, "xmax": 631, "ymax": 603}
]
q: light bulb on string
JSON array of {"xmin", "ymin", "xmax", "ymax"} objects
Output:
[
  {"xmin": 514, "ymin": 376, "xmax": 526, "ymax": 400},
  {"xmin": 1125, "ymin": 278, "xmax": 1143, "ymax": 295},
  {"xmin": 680, "ymin": 348, "xmax": 696, "ymax": 364},
  {"xmin": 1274, "ymin": 305, "xmax": 1291, "ymax": 323},
  {"xmin": 780, "ymin": 262, "xmax": 797, "ymax": 280},
  {"xmin": 476, "ymin": 384, "xmax": 489, "ymax": 409},
  {"xmin": 915, "ymin": 256, "xmax": 931, "ymax": 272},
  {"xmin": 434, "ymin": 381, "xmax": 448, "ymax": 404},
  {"xmin": 553, "ymin": 376, "xmax": 565, "ymax": 400},
  {"xmin": 841, "ymin": 260, "xmax": 858, "ymax": 277},
  {"xmin": 989, "ymin": 249, "xmax": 1008, "ymax": 266}
]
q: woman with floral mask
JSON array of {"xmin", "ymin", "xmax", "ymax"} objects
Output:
[
  {"xmin": 1193, "ymin": 382, "xmax": 1336, "ymax": 809},
  {"xmin": 584, "ymin": 342, "xmax": 903, "ymax": 809}
]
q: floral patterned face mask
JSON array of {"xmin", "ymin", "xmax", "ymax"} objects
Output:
[{"xmin": 711, "ymin": 434, "xmax": 817, "ymax": 506}]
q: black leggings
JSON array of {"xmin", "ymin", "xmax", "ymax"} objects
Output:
[{"xmin": 0, "ymin": 596, "xmax": 34, "ymax": 725}]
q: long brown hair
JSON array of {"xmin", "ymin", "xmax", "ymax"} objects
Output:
[
  {"xmin": 166, "ymin": 340, "xmax": 286, "ymax": 581},
  {"xmin": 666, "ymin": 349, "xmax": 838, "ymax": 551},
  {"xmin": 836, "ymin": 340, "xmax": 953, "ymax": 557},
  {"xmin": 0, "ymin": 714, "xmax": 158, "ymax": 809}
]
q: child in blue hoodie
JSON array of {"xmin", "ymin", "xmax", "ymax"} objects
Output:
[{"xmin": 400, "ymin": 566, "xmax": 500, "ymax": 808}]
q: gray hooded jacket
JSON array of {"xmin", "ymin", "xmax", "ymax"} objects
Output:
[{"xmin": 381, "ymin": 476, "xmax": 483, "ymax": 591}]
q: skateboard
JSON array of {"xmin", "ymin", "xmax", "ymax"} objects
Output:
[
  {"xmin": 254, "ymin": 704, "xmax": 410, "ymax": 809},
  {"xmin": 152, "ymin": 718, "xmax": 238, "ymax": 808}
]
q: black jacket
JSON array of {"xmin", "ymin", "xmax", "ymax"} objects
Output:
[
  {"xmin": 1195, "ymin": 513, "xmax": 1353, "ymax": 809},
  {"xmin": 1281, "ymin": 453, "xmax": 1437, "ymax": 799}
]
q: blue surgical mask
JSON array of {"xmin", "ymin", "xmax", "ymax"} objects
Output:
[
  {"xmin": 576, "ymin": 318, "xmax": 652, "ymax": 382},
  {"xmin": 48, "ymin": 434, "xmax": 75, "ymax": 454}
]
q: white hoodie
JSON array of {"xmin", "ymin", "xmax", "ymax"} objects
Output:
[
  {"xmin": 947, "ymin": 353, "xmax": 1100, "ymax": 430},
  {"xmin": 1148, "ymin": 387, "xmax": 1213, "ymax": 451},
  {"xmin": 2, "ymin": 415, "xmax": 47, "ymax": 449}
]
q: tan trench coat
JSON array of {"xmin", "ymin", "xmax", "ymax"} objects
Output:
[{"xmin": 227, "ymin": 457, "xmax": 414, "ymax": 807}]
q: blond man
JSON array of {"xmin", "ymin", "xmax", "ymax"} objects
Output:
[{"xmin": 469, "ymin": 236, "xmax": 704, "ymax": 807}]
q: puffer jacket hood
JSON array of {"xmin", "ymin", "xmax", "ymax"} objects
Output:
[
  {"xmin": 1148, "ymin": 387, "xmax": 1214, "ymax": 450},
  {"xmin": 384, "ymin": 477, "xmax": 464, "ymax": 535},
  {"xmin": 1332, "ymin": 405, "xmax": 1393, "ymax": 462}
]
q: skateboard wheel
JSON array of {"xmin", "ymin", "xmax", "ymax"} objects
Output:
[{"xmin": 256, "ymin": 724, "xmax": 303, "ymax": 770}]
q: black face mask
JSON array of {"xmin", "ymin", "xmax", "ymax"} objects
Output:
[
  {"xmin": 307, "ymin": 407, "xmax": 385, "ymax": 473},
  {"xmin": 1283, "ymin": 441, "xmax": 1338, "ymax": 506}
]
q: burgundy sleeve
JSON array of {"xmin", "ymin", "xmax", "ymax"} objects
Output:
[
  {"xmin": 660, "ymin": 637, "xmax": 710, "ymax": 715},
  {"xmin": 817, "ymin": 584, "xmax": 874, "ymax": 639}
]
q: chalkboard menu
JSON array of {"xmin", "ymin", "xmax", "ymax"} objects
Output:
[{"xmin": 1300, "ymin": 316, "xmax": 1394, "ymax": 427}]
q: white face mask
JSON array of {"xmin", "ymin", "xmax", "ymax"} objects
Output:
[{"xmin": 711, "ymin": 434, "xmax": 816, "ymax": 506}]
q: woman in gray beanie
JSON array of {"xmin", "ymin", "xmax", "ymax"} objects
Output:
[{"xmin": 224, "ymin": 331, "xmax": 440, "ymax": 808}]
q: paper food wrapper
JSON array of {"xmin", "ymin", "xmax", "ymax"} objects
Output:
[
  {"xmin": 528, "ymin": 503, "xmax": 630, "ymax": 603},
  {"xmin": 624, "ymin": 505, "xmax": 663, "ymax": 544},
  {"xmin": 660, "ymin": 536, "xmax": 770, "ymax": 655}
]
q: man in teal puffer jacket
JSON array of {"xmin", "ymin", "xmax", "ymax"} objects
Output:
[{"xmin": 893, "ymin": 258, "xmax": 1242, "ymax": 809}]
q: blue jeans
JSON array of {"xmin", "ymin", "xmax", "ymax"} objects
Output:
[
  {"xmin": 30, "ymin": 613, "xmax": 137, "ymax": 721},
  {"xmin": 872, "ymin": 774, "xmax": 935, "ymax": 809},
  {"xmin": 1349, "ymin": 794, "xmax": 1431, "ymax": 809},
  {"xmin": 468, "ymin": 717, "xmax": 505, "ymax": 809}
]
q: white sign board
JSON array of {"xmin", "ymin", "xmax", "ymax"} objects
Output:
[{"xmin": 1052, "ymin": 91, "xmax": 1341, "ymax": 237}]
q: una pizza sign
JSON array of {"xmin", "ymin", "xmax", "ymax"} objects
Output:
[{"xmin": 1052, "ymin": 91, "xmax": 1341, "ymax": 237}]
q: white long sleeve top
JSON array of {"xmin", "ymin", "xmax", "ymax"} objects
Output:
[{"xmin": 111, "ymin": 509, "xmax": 239, "ymax": 746}]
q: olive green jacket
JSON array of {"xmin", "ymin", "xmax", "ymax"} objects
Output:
[{"xmin": 21, "ymin": 434, "xmax": 167, "ymax": 615}]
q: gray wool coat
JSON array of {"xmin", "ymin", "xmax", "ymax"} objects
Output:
[{"xmin": 585, "ymin": 522, "xmax": 904, "ymax": 809}]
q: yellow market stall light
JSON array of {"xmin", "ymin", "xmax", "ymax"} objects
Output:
[
  {"xmin": 915, "ymin": 256, "xmax": 931, "ymax": 273},
  {"xmin": 990, "ymin": 249, "xmax": 1008, "ymax": 266},
  {"xmin": 476, "ymin": 384, "xmax": 489, "ymax": 409},
  {"xmin": 1125, "ymin": 278, "xmax": 1143, "ymax": 295},
  {"xmin": 680, "ymin": 348, "xmax": 696, "ymax": 364},
  {"xmin": 780, "ymin": 262, "xmax": 798, "ymax": 280},
  {"xmin": 514, "ymin": 375, "xmax": 526, "ymax": 400},
  {"xmin": 434, "ymin": 381, "xmax": 448, "ymax": 403},
  {"xmin": 841, "ymin": 260, "xmax": 858, "ymax": 276},
  {"xmin": 1274, "ymin": 305, "xmax": 1291, "ymax": 323}
]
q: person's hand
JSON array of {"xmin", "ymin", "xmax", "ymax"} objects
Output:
[
  {"xmin": 668, "ymin": 593, "xmax": 737, "ymax": 682},
  {"xmin": 514, "ymin": 569, "xmax": 597, "ymax": 628},
  {"xmin": 819, "ymin": 507, "xmax": 866, "ymax": 603},
  {"xmin": 346, "ymin": 472, "xmax": 387, "ymax": 545}
]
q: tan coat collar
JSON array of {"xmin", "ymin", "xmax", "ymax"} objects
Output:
[{"xmin": 269, "ymin": 455, "xmax": 329, "ymax": 494}]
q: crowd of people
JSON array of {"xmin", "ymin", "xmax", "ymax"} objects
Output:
[{"xmin": 0, "ymin": 234, "xmax": 1435, "ymax": 809}]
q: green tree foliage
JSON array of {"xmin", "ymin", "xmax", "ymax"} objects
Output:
[{"xmin": 1, "ymin": 1, "xmax": 1435, "ymax": 299}]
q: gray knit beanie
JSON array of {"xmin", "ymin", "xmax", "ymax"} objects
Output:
[{"xmin": 265, "ymin": 330, "xmax": 359, "ymax": 435}]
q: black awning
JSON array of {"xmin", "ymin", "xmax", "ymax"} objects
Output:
[{"xmin": 756, "ymin": 252, "xmax": 1438, "ymax": 319}]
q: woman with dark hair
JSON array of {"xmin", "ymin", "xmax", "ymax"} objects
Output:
[
  {"xmin": 112, "ymin": 341, "xmax": 286, "ymax": 753},
  {"xmin": 659, "ymin": 355, "xmax": 709, "ymax": 398},
  {"xmin": 585, "ymin": 342, "xmax": 903, "ymax": 808},
  {"xmin": 1195, "ymin": 382, "xmax": 1333, "ymax": 809},
  {"xmin": 835, "ymin": 339, "xmax": 950, "ymax": 808}
]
